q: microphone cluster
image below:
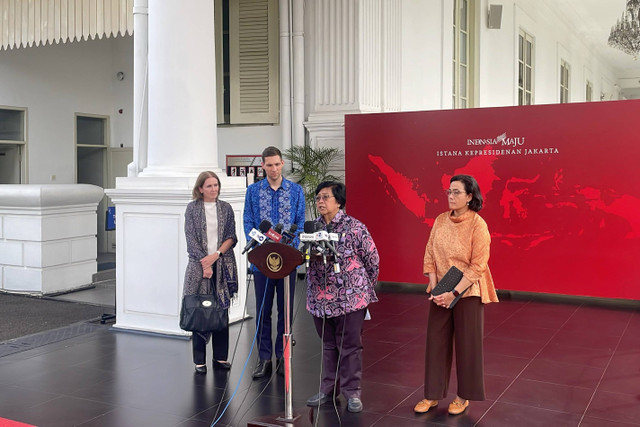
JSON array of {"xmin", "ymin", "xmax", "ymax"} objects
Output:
[
  {"xmin": 299, "ymin": 221, "xmax": 341, "ymax": 272},
  {"xmin": 242, "ymin": 220, "xmax": 299, "ymax": 255}
]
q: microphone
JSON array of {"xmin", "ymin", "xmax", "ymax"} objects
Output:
[
  {"xmin": 313, "ymin": 222, "xmax": 329, "ymax": 264},
  {"xmin": 326, "ymin": 223, "xmax": 340, "ymax": 243},
  {"xmin": 265, "ymin": 223, "xmax": 283, "ymax": 242},
  {"xmin": 242, "ymin": 220, "xmax": 271, "ymax": 254},
  {"xmin": 281, "ymin": 223, "xmax": 298, "ymax": 244},
  {"xmin": 314, "ymin": 229, "xmax": 339, "ymax": 258},
  {"xmin": 301, "ymin": 221, "xmax": 315, "ymax": 267},
  {"xmin": 326, "ymin": 223, "xmax": 341, "ymax": 273}
]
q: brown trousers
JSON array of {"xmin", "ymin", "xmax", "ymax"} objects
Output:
[{"xmin": 423, "ymin": 296, "xmax": 485, "ymax": 401}]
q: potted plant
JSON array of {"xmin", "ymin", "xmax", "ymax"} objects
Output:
[{"xmin": 283, "ymin": 144, "xmax": 343, "ymax": 219}]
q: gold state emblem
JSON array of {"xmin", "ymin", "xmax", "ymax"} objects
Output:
[{"xmin": 267, "ymin": 253, "xmax": 283, "ymax": 272}]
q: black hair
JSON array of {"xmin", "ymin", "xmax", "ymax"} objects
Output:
[
  {"xmin": 450, "ymin": 174, "xmax": 483, "ymax": 212},
  {"xmin": 315, "ymin": 181, "xmax": 346, "ymax": 209}
]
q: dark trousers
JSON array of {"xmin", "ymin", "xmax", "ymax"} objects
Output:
[
  {"xmin": 312, "ymin": 308, "xmax": 366, "ymax": 399},
  {"xmin": 423, "ymin": 296, "xmax": 485, "ymax": 401},
  {"xmin": 191, "ymin": 262, "xmax": 229, "ymax": 365},
  {"xmin": 253, "ymin": 270, "xmax": 296, "ymax": 360},
  {"xmin": 192, "ymin": 326, "xmax": 229, "ymax": 365}
]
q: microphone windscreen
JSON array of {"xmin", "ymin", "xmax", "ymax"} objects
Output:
[
  {"xmin": 289, "ymin": 223, "xmax": 298, "ymax": 232},
  {"xmin": 274, "ymin": 223, "xmax": 283, "ymax": 233},
  {"xmin": 258, "ymin": 220, "xmax": 272, "ymax": 232},
  {"xmin": 314, "ymin": 222, "xmax": 323, "ymax": 231},
  {"xmin": 304, "ymin": 220, "xmax": 315, "ymax": 233},
  {"xmin": 326, "ymin": 223, "xmax": 333, "ymax": 233}
]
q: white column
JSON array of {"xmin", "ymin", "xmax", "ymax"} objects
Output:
[
  {"xmin": 107, "ymin": 1, "xmax": 248, "ymax": 336},
  {"xmin": 292, "ymin": 0, "xmax": 305, "ymax": 147},
  {"xmin": 305, "ymin": 0, "xmax": 401, "ymax": 172},
  {"xmin": 142, "ymin": 0, "xmax": 219, "ymax": 176},
  {"xmin": 129, "ymin": 0, "xmax": 148, "ymax": 177},
  {"xmin": 279, "ymin": 0, "xmax": 293, "ymax": 155}
]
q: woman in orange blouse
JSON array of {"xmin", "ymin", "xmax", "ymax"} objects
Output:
[{"xmin": 414, "ymin": 174, "xmax": 498, "ymax": 416}]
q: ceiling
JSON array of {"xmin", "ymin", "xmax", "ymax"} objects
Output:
[{"xmin": 552, "ymin": 0, "xmax": 640, "ymax": 99}]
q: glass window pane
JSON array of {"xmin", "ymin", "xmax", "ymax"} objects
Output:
[
  {"xmin": 460, "ymin": 65, "xmax": 467, "ymax": 96},
  {"xmin": 519, "ymin": 89, "xmax": 524, "ymax": 105},
  {"xmin": 461, "ymin": 0, "xmax": 468, "ymax": 31},
  {"xmin": 526, "ymin": 40, "xmax": 532, "ymax": 64},
  {"xmin": 0, "ymin": 109, "xmax": 24, "ymax": 141},
  {"xmin": 77, "ymin": 116, "xmax": 106, "ymax": 146},
  {"xmin": 526, "ymin": 67, "xmax": 532, "ymax": 90},
  {"xmin": 526, "ymin": 92, "xmax": 532, "ymax": 105},
  {"xmin": 460, "ymin": 33, "xmax": 467, "ymax": 64},
  {"xmin": 461, "ymin": 98, "xmax": 467, "ymax": 108},
  {"xmin": 519, "ymin": 35, "xmax": 524, "ymax": 61},
  {"xmin": 453, "ymin": 35, "xmax": 456, "ymax": 61},
  {"xmin": 519, "ymin": 63, "xmax": 524, "ymax": 87}
]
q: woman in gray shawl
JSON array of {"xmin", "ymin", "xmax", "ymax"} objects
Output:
[{"xmin": 183, "ymin": 171, "xmax": 238, "ymax": 374}]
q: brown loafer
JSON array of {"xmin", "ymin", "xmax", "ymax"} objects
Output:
[
  {"xmin": 414, "ymin": 399, "xmax": 438, "ymax": 413},
  {"xmin": 448, "ymin": 399, "xmax": 469, "ymax": 415}
]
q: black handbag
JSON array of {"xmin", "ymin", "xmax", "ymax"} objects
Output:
[
  {"xmin": 179, "ymin": 293, "xmax": 228, "ymax": 333},
  {"xmin": 430, "ymin": 266, "xmax": 469, "ymax": 309}
]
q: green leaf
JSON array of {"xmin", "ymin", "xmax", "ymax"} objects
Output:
[{"xmin": 283, "ymin": 145, "xmax": 344, "ymax": 219}]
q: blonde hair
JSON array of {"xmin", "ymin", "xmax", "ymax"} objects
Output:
[{"xmin": 192, "ymin": 171, "xmax": 221, "ymax": 200}]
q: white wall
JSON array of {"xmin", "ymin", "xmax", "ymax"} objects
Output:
[
  {"xmin": 401, "ymin": 0, "xmax": 447, "ymax": 111},
  {"xmin": 217, "ymin": 125, "xmax": 282, "ymax": 161},
  {"xmin": 478, "ymin": 0, "xmax": 618, "ymax": 107},
  {"xmin": 0, "ymin": 36, "xmax": 133, "ymax": 184},
  {"xmin": 0, "ymin": 0, "xmax": 626, "ymax": 186}
]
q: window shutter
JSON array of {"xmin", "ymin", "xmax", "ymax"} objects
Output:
[
  {"xmin": 229, "ymin": 0, "xmax": 279, "ymax": 124},
  {"xmin": 215, "ymin": 0, "xmax": 225, "ymax": 124}
]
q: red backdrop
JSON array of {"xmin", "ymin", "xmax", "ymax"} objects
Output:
[{"xmin": 345, "ymin": 100, "xmax": 640, "ymax": 300}]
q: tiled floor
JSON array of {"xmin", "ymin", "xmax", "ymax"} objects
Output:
[{"xmin": 1, "ymin": 282, "xmax": 639, "ymax": 427}]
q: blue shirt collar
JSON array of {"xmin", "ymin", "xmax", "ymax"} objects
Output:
[{"xmin": 259, "ymin": 176, "xmax": 292, "ymax": 191}]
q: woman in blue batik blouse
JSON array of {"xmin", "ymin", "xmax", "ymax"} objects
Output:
[
  {"xmin": 305, "ymin": 181, "xmax": 380, "ymax": 413},
  {"xmin": 183, "ymin": 171, "xmax": 238, "ymax": 374}
]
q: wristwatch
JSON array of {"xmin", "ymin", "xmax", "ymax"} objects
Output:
[
  {"xmin": 216, "ymin": 250, "xmax": 222, "ymax": 256},
  {"xmin": 452, "ymin": 289, "xmax": 460, "ymax": 297}
]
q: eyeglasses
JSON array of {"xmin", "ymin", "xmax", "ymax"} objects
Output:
[
  {"xmin": 315, "ymin": 194, "xmax": 335, "ymax": 202},
  {"xmin": 445, "ymin": 189, "xmax": 467, "ymax": 196}
]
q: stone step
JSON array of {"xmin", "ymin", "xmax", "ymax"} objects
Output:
[{"xmin": 92, "ymin": 268, "xmax": 115, "ymax": 284}]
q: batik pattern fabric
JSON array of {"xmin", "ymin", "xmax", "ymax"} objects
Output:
[
  {"xmin": 306, "ymin": 210, "xmax": 380, "ymax": 318},
  {"xmin": 243, "ymin": 177, "xmax": 305, "ymax": 270},
  {"xmin": 183, "ymin": 199, "xmax": 238, "ymax": 309}
]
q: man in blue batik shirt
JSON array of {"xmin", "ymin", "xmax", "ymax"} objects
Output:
[{"xmin": 244, "ymin": 146, "xmax": 305, "ymax": 379}]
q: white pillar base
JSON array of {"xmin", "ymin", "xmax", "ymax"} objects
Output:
[
  {"xmin": 0, "ymin": 185, "xmax": 104, "ymax": 296},
  {"xmin": 106, "ymin": 175, "xmax": 249, "ymax": 336}
]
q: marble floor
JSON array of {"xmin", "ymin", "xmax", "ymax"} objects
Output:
[{"xmin": 1, "ymin": 276, "xmax": 639, "ymax": 427}]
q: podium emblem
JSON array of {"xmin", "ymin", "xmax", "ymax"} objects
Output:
[{"xmin": 267, "ymin": 252, "xmax": 283, "ymax": 273}]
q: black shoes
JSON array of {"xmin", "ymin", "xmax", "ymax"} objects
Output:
[
  {"xmin": 306, "ymin": 392, "xmax": 332, "ymax": 407},
  {"xmin": 195, "ymin": 360, "xmax": 230, "ymax": 373},
  {"xmin": 252, "ymin": 359, "xmax": 272, "ymax": 379},
  {"xmin": 213, "ymin": 360, "xmax": 231, "ymax": 370},
  {"xmin": 276, "ymin": 357, "xmax": 285, "ymax": 376}
]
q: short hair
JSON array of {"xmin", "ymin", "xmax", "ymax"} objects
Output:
[
  {"xmin": 192, "ymin": 171, "xmax": 221, "ymax": 200},
  {"xmin": 450, "ymin": 174, "xmax": 483, "ymax": 212},
  {"xmin": 261, "ymin": 146, "xmax": 282, "ymax": 162},
  {"xmin": 315, "ymin": 181, "xmax": 346, "ymax": 209}
]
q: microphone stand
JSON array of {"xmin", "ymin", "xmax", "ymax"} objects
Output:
[{"xmin": 280, "ymin": 272, "xmax": 295, "ymax": 421}]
